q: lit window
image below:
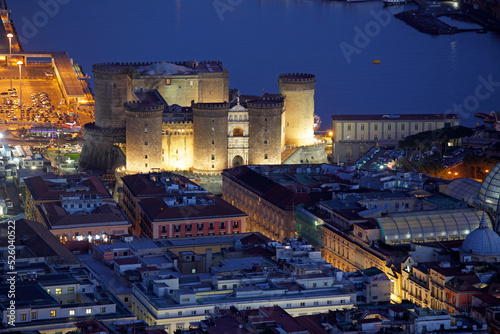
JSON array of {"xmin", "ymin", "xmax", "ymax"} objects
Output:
[
  {"xmin": 100, "ymin": 307, "xmax": 106, "ymax": 313},
  {"xmin": 31, "ymin": 312, "xmax": 37, "ymax": 319},
  {"xmin": 55, "ymin": 288, "xmax": 62, "ymax": 295},
  {"xmin": 50, "ymin": 310, "xmax": 56, "ymax": 317},
  {"xmin": 388, "ymin": 124, "xmax": 392, "ymax": 130},
  {"xmin": 20, "ymin": 314, "xmax": 26, "ymax": 321},
  {"xmin": 178, "ymin": 311, "xmax": 183, "ymax": 316},
  {"xmin": 86, "ymin": 308, "xmax": 92, "ymax": 314},
  {"xmin": 144, "ymin": 127, "xmax": 148, "ymax": 133},
  {"xmin": 69, "ymin": 310, "xmax": 75, "ymax": 316}
]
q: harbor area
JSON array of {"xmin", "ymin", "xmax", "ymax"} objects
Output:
[{"xmin": 395, "ymin": 0, "xmax": 500, "ymax": 34}]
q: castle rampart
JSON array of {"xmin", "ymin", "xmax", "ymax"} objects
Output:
[{"xmin": 279, "ymin": 73, "xmax": 316, "ymax": 147}]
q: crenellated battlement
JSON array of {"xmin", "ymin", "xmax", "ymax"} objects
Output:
[
  {"xmin": 278, "ymin": 73, "xmax": 316, "ymax": 83},
  {"xmin": 191, "ymin": 101, "xmax": 230, "ymax": 109},
  {"xmin": 247, "ymin": 96, "xmax": 285, "ymax": 109},
  {"xmin": 124, "ymin": 101, "xmax": 166, "ymax": 113},
  {"xmin": 93, "ymin": 62, "xmax": 155, "ymax": 70}
]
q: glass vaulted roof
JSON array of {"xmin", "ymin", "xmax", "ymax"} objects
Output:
[
  {"xmin": 377, "ymin": 209, "xmax": 490, "ymax": 245},
  {"xmin": 478, "ymin": 163, "xmax": 500, "ymax": 213},
  {"xmin": 442, "ymin": 178, "xmax": 481, "ymax": 206}
]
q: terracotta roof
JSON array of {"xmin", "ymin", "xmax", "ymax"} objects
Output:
[
  {"xmin": 0, "ymin": 219, "xmax": 78, "ymax": 262},
  {"xmin": 294, "ymin": 314, "xmax": 330, "ymax": 334},
  {"xmin": 473, "ymin": 293, "xmax": 500, "ymax": 305},
  {"xmin": 446, "ymin": 275, "xmax": 480, "ymax": 292},
  {"xmin": 38, "ymin": 201, "xmax": 129, "ymax": 229},
  {"xmin": 431, "ymin": 267, "xmax": 470, "ymax": 277},
  {"xmin": 139, "ymin": 195, "xmax": 247, "ymax": 222},
  {"xmin": 25, "ymin": 175, "xmax": 111, "ymax": 201},
  {"xmin": 121, "ymin": 174, "xmax": 167, "ymax": 197},
  {"xmin": 222, "ymin": 166, "xmax": 332, "ymax": 210}
]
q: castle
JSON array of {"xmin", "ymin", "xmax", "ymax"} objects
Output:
[{"xmin": 79, "ymin": 60, "xmax": 326, "ymax": 174}]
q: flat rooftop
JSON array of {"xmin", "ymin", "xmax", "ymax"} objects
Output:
[{"xmin": 332, "ymin": 114, "xmax": 460, "ymax": 121}]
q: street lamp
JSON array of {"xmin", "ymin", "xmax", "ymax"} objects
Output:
[
  {"xmin": 7, "ymin": 33, "xmax": 13, "ymax": 91},
  {"xmin": 17, "ymin": 61, "xmax": 23, "ymax": 119}
]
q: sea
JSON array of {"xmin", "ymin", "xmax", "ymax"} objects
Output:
[{"xmin": 9, "ymin": 0, "xmax": 500, "ymax": 128}]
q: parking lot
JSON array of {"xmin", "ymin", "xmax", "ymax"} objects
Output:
[{"xmin": 0, "ymin": 64, "xmax": 77, "ymax": 132}]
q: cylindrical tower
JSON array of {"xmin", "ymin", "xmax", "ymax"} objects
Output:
[
  {"xmin": 278, "ymin": 73, "xmax": 316, "ymax": 146},
  {"xmin": 93, "ymin": 63, "xmax": 132, "ymax": 129},
  {"xmin": 125, "ymin": 101, "xmax": 164, "ymax": 174},
  {"xmin": 192, "ymin": 102, "xmax": 229, "ymax": 173},
  {"xmin": 248, "ymin": 96, "xmax": 285, "ymax": 165}
]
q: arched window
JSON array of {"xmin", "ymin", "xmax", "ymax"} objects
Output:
[{"xmin": 233, "ymin": 127, "xmax": 244, "ymax": 137}]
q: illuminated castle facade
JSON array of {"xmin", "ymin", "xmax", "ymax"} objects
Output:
[{"xmin": 79, "ymin": 60, "xmax": 323, "ymax": 174}]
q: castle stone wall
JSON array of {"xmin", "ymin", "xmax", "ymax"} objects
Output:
[
  {"xmin": 282, "ymin": 142, "xmax": 328, "ymax": 165},
  {"xmin": 79, "ymin": 123, "xmax": 125, "ymax": 171},
  {"xmin": 125, "ymin": 103, "xmax": 163, "ymax": 174},
  {"xmin": 198, "ymin": 71, "xmax": 229, "ymax": 103},
  {"xmin": 279, "ymin": 73, "xmax": 316, "ymax": 147},
  {"xmin": 192, "ymin": 102, "xmax": 229, "ymax": 173},
  {"xmin": 248, "ymin": 99, "xmax": 284, "ymax": 165},
  {"xmin": 93, "ymin": 65, "xmax": 132, "ymax": 129},
  {"xmin": 132, "ymin": 75, "xmax": 200, "ymax": 107},
  {"xmin": 162, "ymin": 122, "xmax": 194, "ymax": 171}
]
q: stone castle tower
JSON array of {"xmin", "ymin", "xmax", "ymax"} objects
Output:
[
  {"xmin": 79, "ymin": 65, "xmax": 133, "ymax": 170},
  {"xmin": 79, "ymin": 60, "xmax": 324, "ymax": 174},
  {"xmin": 125, "ymin": 101, "xmax": 164, "ymax": 174},
  {"xmin": 192, "ymin": 102, "xmax": 229, "ymax": 173},
  {"xmin": 248, "ymin": 95, "xmax": 285, "ymax": 165},
  {"xmin": 279, "ymin": 73, "xmax": 316, "ymax": 147}
]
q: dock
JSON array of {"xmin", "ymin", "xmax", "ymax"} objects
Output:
[{"xmin": 395, "ymin": 0, "xmax": 500, "ymax": 35}]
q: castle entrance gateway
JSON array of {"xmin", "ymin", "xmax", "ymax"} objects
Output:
[{"xmin": 233, "ymin": 155, "xmax": 244, "ymax": 167}]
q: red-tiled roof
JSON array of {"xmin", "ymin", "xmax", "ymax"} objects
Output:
[
  {"xmin": 25, "ymin": 175, "xmax": 111, "ymax": 201},
  {"xmin": 473, "ymin": 293, "xmax": 500, "ymax": 305},
  {"xmin": 139, "ymin": 195, "xmax": 247, "ymax": 222},
  {"xmin": 0, "ymin": 219, "xmax": 78, "ymax": 262},
  {"xmin": 222, "ymin": 166, "xmax": 332, "ymax": 210},
  {"xmin": 38, "ymin": 201, "xmax": 129, "ymax": 229}
]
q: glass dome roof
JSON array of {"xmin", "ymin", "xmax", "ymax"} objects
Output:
[
  {"xmin": 478, "ymin": 163, "xmax": 500, "ymax": 213},
  {"xmin": 377, "ymin": 209, "xmax": 490, "ymax": 245},
  {"xmin": 461, "ymin": 213, "xmax": 500, "ymax": 256},
  {"xmin": 442, "ymin": 178, "xmax": 481, "ymax": 206}
]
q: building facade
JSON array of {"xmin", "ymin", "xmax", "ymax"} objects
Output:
[{"xmin": 332, "ymin": 114, "xmax": 461, "ymax": 164}]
